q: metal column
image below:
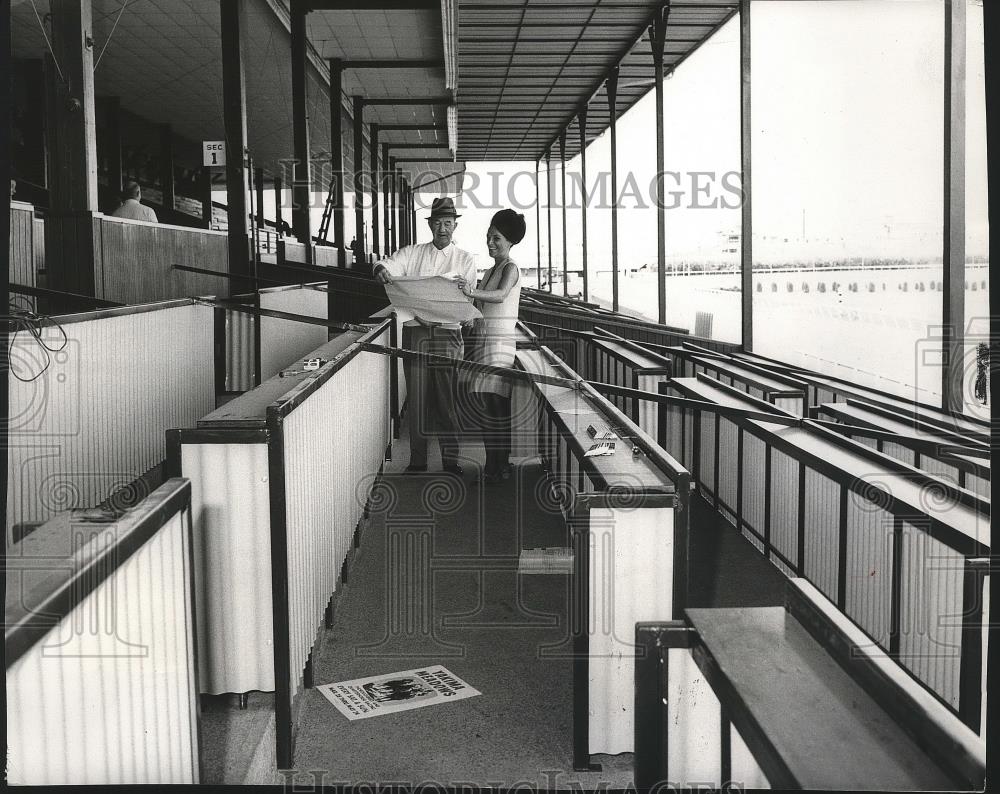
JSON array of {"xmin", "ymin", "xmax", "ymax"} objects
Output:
[
  {"xmin": 389, "ymin": 160, "xmax": 397, "ymax": 252},
  {"xmin": 382, "ymin": 143, "xmax": 392, "ymax": 255},
  {"xmin": 740, "ymin": 0, "xmax": 752, "ymax": 349},
  {"xmin": 291, "ymin": 4, "xmax": 312, "ymax": 259},
  {"xmin": 607, "ymin": 68, "xmax": 620, "ymax": 313},
  {"xmin": 220, "ymin": 0, "xmax": 250, "ymax": 280},
  {"xmin": 650, "ymin": 3, "xmax": 670, "ymax": 325},
  {"xmin": 535, "ymin": 159, "xmax": 542, "ymax": 289},
  {"xmin": 942, "ymin": 0, "xmax": 967, "ymax": 411},
  {"xmin": 370, "ymin": 122, "xmax": 380, "ymax": 257},
  {"xmin": 578, "ymin": 108, "xmax": 589, "ymax": 302},
  {"xmin": 353, "ymin": 95, "xmax": 366, "ymax": 263},
  {"xmin": 559, "ymin": 130, "xmax": 568, "ymax": 297},
  {"xmin": 546, "ymin": 148, "xmax": 553, "ymax": 292},
  {"xmin": 329, "ymin": 58, "xmax": 347, "ymax": 262}
]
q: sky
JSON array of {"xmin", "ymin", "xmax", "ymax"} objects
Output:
[{"xmin": 258, "ymin": 1, "xmax": 987, "ymax": 273}]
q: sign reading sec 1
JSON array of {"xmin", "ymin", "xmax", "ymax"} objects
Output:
[{"xmin": 203, "ymin": 141, "xmax": 226, "ymax": 167}]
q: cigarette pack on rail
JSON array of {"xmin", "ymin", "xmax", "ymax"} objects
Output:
[{"xmin": 517, "ymin": 547, "xmax": 574, "ymax": 575}]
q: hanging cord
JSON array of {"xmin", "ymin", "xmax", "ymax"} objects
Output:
[
  {"xmin": 6, "ymin": 308, "xmax": 69, "ymax": 383},
  {"xmin": 94, "ymin": 1, "xmax": 131, "ymax": 70},
  {"xmin": 29, "ymin": 1, "xmax": 67, "ymax": 87}
]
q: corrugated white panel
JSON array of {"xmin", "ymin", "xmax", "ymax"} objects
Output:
[
  {"xmin": 281, "ymin": 339, "xmax": 391, "ymax": 695},
  {"xmin": 682, "ymin": 408, "xmax": 694, "ymax": 474},
  {"xmin": 741, "ymin": 433, "xmax": 766, "ymax": 538},
  {"xmin": 637, "ymin": 374, "xmax": 660, "ymax": 440},
  {"xmin": 6, "ymin": 509, "xmax": 199, "ymax": 784},
  {"xmin": 699, "ymin": 415, "xmax": 716, "ymax": 495},
  {"xmin": 966, "ymin": 473, "xmax": 989, "ymax": 499},
  {"xmin": 662, "ymin": 404, "xmax": 683, "ymax": 463},
  {"xmin": 844, "ymin": 500, "xmax": 893, "ymax": 647},
  {"xmin": 802, "ymin": 469, "xmax": 839, "ymax": 599},
  {"xmin": 666, "ymin": 648, "xmax": 722, "ymax": 784},
  {"xmin": 882, "ymin": 441, "xmax": 916, "ymax": 467},
  {"xmin": 225, "ymin": 309, "xmax": 255, "ymax": 392},
  {"xmin": 920, "ymin": 456, "xmax": 960, "ymax": 487},
  {"xmin": 748, "ymin": 386, "xmax": 764, "ymax": 400},
  {"xmin": 769, "ymin": 450, "xmax": 800, "ymax": 567},
  {"xmin": 853, "ymin": 435, "xmax": 879, "ymax": 449},
  {"xmin": 259, "ymin": 287, "xmax": 329, "ymax": 382},
  {"xmin": 6, "ymin": 304, "xmax": 215, "ymax": 533},
  {"xmin": 717, "ymin": 418, "xmax": 739, "ymax": 511},
  {"xmin": 587, "ymin": 507, "xmax": 675, "ymax": 756},
  {"xmin": 817, "ymin": 388, "xmax": 836, "ymax": 404},
  {"xmin": 731, "ymin": 725, "xmax": 770, "ymax": 789},
  {"xmin": 898, "ymin": 524, "xmax": 963, "ymax": 710},
  {"xmin": 510, "ymin": 380, "xmax": 540, "ymax": 458},
  {"xmin": 774, "ymin": 396, "xmax": 803, "ymax": 416},
  {"xmin": 181, "ymin": 442, "xmax": 275, "ymax": 694}
]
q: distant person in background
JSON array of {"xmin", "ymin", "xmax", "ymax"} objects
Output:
[
  {"xmin": 456, "ymin": 209, "xmax": 525, "ymax": 483},
  {"xmin": 112, "ymin": 181, "xmax": 158, "ymax": 223}
]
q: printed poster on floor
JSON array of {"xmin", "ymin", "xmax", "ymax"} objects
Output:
[{"xmin": 317, "ymin": 666, "xmax": 481, "ymax": 721}]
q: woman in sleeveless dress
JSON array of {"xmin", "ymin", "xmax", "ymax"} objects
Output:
[{"xmin": 456, "ymin": 209, "xmax": 524, "ymax": 483}]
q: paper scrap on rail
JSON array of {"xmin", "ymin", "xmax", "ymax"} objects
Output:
[
  {"xmin": 317, "ymin": 666, "xmax": 480, "ymax": 721},
  {"xmin": 382, "ymin": 275, "xmax": 482, "ymax": 325}
]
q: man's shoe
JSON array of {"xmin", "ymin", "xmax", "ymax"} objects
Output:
[
  {"xmin": 442, "ymin": 463, "xmax": 464, "ymax": 476},
  {"xmin": 404, "ymin": 463, "xmax": 427, "ymax": 473}
]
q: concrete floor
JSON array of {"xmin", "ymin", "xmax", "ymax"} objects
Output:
[{"xmin": 279, "ymin": 424, "xmax": 786, "ymax": 787}]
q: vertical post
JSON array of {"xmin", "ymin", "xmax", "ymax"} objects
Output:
[
  {"xmin": 607, "ymin": 68, "xmax": 620, "ymax": 313},
  {"xmin": 410, "ymin": 187, "xmax": 417, "ymax": 243},
  {"xmin": 201, "ymin": 167, "xmax": 213, "ymax": 227},
  {"xmin": 43, "ymin": 0, "xmax": 100, "ymax": 296},
  {"xmin": 291, "ymin": 4, "xmax": 313, "ymax": 259},
  {"xmin": 160, "ymin": 123, "xmax": 175, "ymax": 212},
  {"xmin": 535, "ymin": 159, "xmax": 542, "ymax": 289},
  {"xmin": 650, "ymin": 2, "xmax": 670, "ymax": 325},
  {"xmin": 942, "ymin": 0, "xmax": 967, "ymax": 412},
  {"xmin": 105, "ymin": 96, "xmax": 123, "ymax": 206},
  {"xmin": 273, "ymin": 175, "xmax": 283, "ymax": 232},
  {"xmin": 546, "ymin": 148, "xmax": 553, "ymax": 292},
  {"xmin": 353, "ymin": 96, "xmax": 366, "ymax": 261},
  {"xmin": 559, "ymin": 129, "xmax": 568, "ymax": 296},
  {"xmin": 401, "ymin": 178, "xmax": 410, "ymax": 246},
  {"xmin": 329, "ymin": 58, "xmax": 346, "ymax": 259},
  {"xmin": 740, "ymin": 0, "xmax": 753, "ymax": 350},
  {"xmin": 382, "ymin": 143, "xmax": 392, "ymax": 255},
  {"xmin": 389, "ymin": 159, "xmax": 398, "ymax": 252},
  {"xmin": 370, "ymin": 123, "xmax": 381, "ymax": 256},
  {"xmin": 255, "ymin": 167, "xmax": 265, "ymax": 227},
  {"xmin": 578, "ymin": 108, "xmax": 589, "ymax": 302},
  {"xmin": 396, "ymin": 168, "xmax": 406, "ymax": 248},
  {"xmin": 220, "ymin": 0, "xmax": 250, "ymax": 280}
]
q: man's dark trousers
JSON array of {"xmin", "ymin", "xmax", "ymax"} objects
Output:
[{"xmin": 402, "ymin": 325, "xmax": 463, "ymax": 468}]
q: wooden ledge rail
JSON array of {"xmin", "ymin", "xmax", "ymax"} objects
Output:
[
  {"xmin": 6, "ymin": 479, "xmax": 201, "ymax": 784},
  {"xmin": 167, "ymin": 318, "xmax": 395, "ymax": 770},
  {"xmin": 662, "ymin": 373, "xmax": 990, "ymax": 731},
  {"xmin": 513, "ymin": 344, "xmax": 691, "ymax": 772},
  {"xmin": 633, "ymin": 578, "xmax": 985, "ymax": 791}
]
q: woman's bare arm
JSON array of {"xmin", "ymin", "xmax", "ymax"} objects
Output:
[{"xmin": 458, "ymin": 261, "xmax": 519, "ymax": 303}]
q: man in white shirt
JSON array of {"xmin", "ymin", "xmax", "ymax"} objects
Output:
[
  {"xmin": 374, "ymin": 197, "xmax": 477, "ymax": 475},
  {"xmin": 112, "ymin": 181, "xmax": 158, "ymax": 223}
]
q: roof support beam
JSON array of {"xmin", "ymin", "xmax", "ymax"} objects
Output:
[
  {"xmin": 371, "ymin": 122, "xmax": 381, "ymax": 258},
  {"xmin": 546, "ymin": 148, "xmax": 554, "ymax": 292},
  {"xmin": 559, "ymin": 130, "xmax": 568, "ymax": 297},
  {"xmin": 650, "ymin": 2, "xmax": 670, "ymax": 325},
  {"xmin": 291, "ymin": 3, "xmax": 313, "ymax": 261},
  {"xmin": 739, "ymin": 0, "xmax": 752, "ymax": 351},
  {"xmin": 942, "ymin": 0, "xmax": 966, "ymax": 411},
  {"xmin": 353, "ymin": 95, "xmax": 366, "ymax": 264},
  {"xmin": 329, "ymin": 58, "xmax": 347, "ymax": 258},
  {"xmin": 221, "ymin": 0, "xmax": 251, "ymax": 283},
  {"xmin": 379, "ymin": 124, "xmax": 447, "ymax": 131},
  {"xmin": 302, "ymin": 0, "xmax": 437, "ymax": 9},
  {"xmin": 340, "ymin": 60, "xmax": 443, "ymax": 69},
  {"xmin": 606, "ymin": 67, "xmax": 620, "ymax": 313},
  {"xmin": 578, "ymin": 108, "xmax": 589, "ymax": 302},
  {"xmin": 535, "ymin": 159, "xmax": 542, "ymax": 290},
  {"xmin": 388, "ymin": 155, "xmax": 397, "ymax": 252},
  {"xmin": 382, "ymin": 143, "xmax": 392, "ymax": 256},
  {"xmin": 363, "ymin": 97, "xmax": 453, "ymax": 106}
]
